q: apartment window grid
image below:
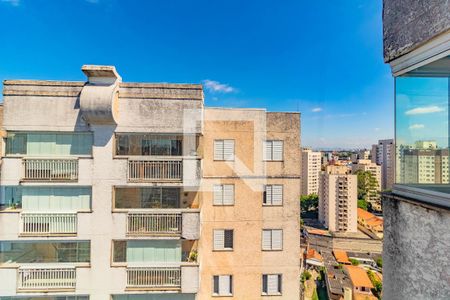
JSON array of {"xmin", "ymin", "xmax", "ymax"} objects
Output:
[
  {"xmin": 213, "ymin": 184, "xmax": 235, "ymax": 205},
  {"xmin": 213, "ymin": 229, "xmax": 234, "ymax": 250},
  {"xmin": 264, "ymin": 140, "xmax": 283, "ymax": 161},
  {"xmin": 214, "ymin": 139, "xmax": 235, "ymax": 161},
  {"xmin": 213, "ymin": 275, "xmax": 233, "ymax": 296},
  {"xmin": 262, "ymin": 274, "xmax": 282, "ymax": 295},
  {"xmin": 263, "ymin": 185, "xmax": 283, "ymax": 206},
  {"xmin": 262, "ymin": 229, "xmax": 283, "ymax": 250}
]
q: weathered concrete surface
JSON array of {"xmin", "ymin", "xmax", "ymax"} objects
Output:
[
  {"xmin": 383, "ymin": 195, "xmax": 450, "ymax": 300},
  {"xmin": 383, "ymin": 0, "xmax": 450, "ymax": 62}
]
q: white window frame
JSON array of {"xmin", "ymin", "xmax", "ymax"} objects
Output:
[
  {"xmin": 213, "ymin": 229, "xmax": 234, "ymax": 251},
  {"xmin": 214, "ymin": 139, "xmax": 235, "ymax": 161},
  {"xmin": 212, "ymin": 275, "xmax": 233, "ymax": 296},
  {"xmin": 262, "ymin": 274, "xmax": 282, "ymax": 295},
  {"xmin": 262, "ymin": 229, "xmax": 283, "ymax": 251},
  {"xmin": 213, "ymin": 184, "xmax": 235, "ymax": 206},
  {"xmin": 263, "ymin": 185, "xmax": 283, "ymax": 206},
  {"xmin": 263, "ymin": 140, "xmax": 283, "ymax": 161}
]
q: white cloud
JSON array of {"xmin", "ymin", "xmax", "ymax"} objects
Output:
[
  {"xmin": 311, "ymin": 107, "xmax": 322, "ymax": 113},
  {"xmin": 374, "ymin": 127, "xmax": 380, "ymax": 132},
  {"xmin": 202, "ymin": 80, "xmax": 236, "ymax": 93},
  {"xmin": 409, "ymin": 124, "xmax": 425, "ymax": 130},
  {"xmin": 1, "ymin": 0, "xmax": 20, "ymax": 6},
  {"xmin": 405, "ymin": 106, "xmax": 444, "ymax": 115}
]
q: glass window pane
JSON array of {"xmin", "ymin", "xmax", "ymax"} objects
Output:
[
  {"xmin": 114, "ymin": 187, "xmax": 180, "ymax": 209},
  {"xmin": 0, "ymin": 241, "xmax": 90, "ymax": 264},
  {"xmin": 115, "ymin": 134, "xmax": 183, "ymax": 156},
  {"xmin": 396, "ymin": 59, "xmax": 450, "ymax": 186}
]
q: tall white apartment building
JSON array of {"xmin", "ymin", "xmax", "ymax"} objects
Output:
[
  {"xmin": 351, "ymin": 159, "xmax": 382, "ymax": 211},
  {"xmin": 371, "ymin": 139, "xmax": 394, "ymax": 190},
  {"xmin": 318, "ymin": 165, "xmax": 357, "ymax": 232},
  {"xmin": 301, "ymin": 148, "xmax": 321, "ymax": 195},
  {"xmin": 0, "ymin": 65, "xmax": 301, "ymax": 300}
]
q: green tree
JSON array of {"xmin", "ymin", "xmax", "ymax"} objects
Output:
[
  {"xmin": 300, "ymin": 193, "xmax": 319, "ymax": 212},
  {"xmin": 367, "ymin": 270, "xmax": 382, "ymax": 299},
  {"xmin": 349, "ymin": 258, "xmax": 360, "ymax": 266},
  {"xmin": 355, "ymin": 170, "xmax": 379, "ymax": 210},
  {"xmin": 375, "ymin": 257, "xmax": 382, "ymax": 268},
  {"xmin": 300, "ymin": 270, "xmax": 312, "ymax": 283},
  {"xmin": 357, "ymin": 199, "xmax": 368, "ymax": 210}
]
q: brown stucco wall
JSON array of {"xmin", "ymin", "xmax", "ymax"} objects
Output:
[{"xmin": 198, "ymin": 108, "xmax": 301, "ymax": 299}]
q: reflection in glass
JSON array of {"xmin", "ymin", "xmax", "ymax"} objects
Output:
[
  {"xmin": 115, "ymin": 187, "xmax": 180, "ymax": 209},
  {"xmin": 395, "ymin": 56, "xmax": 450, "ymax": 186},
  {"xmin": 116, "ymin": 134, "xmax": 182, "ymax": 156},
  {"xmin": 0, "ymin": 241, "xmax": 90, "ymax": 264}
]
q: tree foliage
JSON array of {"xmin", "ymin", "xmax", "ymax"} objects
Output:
[
  {"xmin": 300, "ymin": 193, "xmax": 319, "ymax": 212},
  {"xmin": 357, "ymin": 199, "xmax": 369, "ymax": 210},
  {"xmin": 349, "ymin": 258, "xmax": 360, "ymax": 266},
  {"xmin": 367, "ymin": 270, "xmax": 382, "ymax": 299}
]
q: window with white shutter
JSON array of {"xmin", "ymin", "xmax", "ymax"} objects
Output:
[
  {"xmin": 263, "ymin": 140, "xmax": 283, "ymax": 161},
  {"xmin": 214, "ymin": 139, "xmax": 235, "ymax": 161},
  {"xmin": 214, "ymin": 229, "xmax": 233, "ymax": 250},
  {"xmin": 262, "ymin": 274, "xmax": 282, "ymax": 295},
  {"xmin": 213, "ymin": 275, "xmax": 233, "ymax": 296},
  {"xmin": 263, "ymin": 185, "xmax": 283, "ymax": 206},
  {"xmin": 262, "ymin": 229, "xmax": 283, "ymax": 250},
  {"xmin": 213, "ymin": 184, "xmax": 235, "ymax": 205}
]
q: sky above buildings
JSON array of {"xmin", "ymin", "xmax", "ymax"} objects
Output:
[{"xmin": 0, "ymin": 0, "xmax": 393, "ymax": 149}]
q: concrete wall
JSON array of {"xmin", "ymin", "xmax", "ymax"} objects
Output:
[
  {"xmin": 198, "ymin": 108, "xmax": 301, "ymax": 299},
  {"xmin": 383, "ymin": 0, "xmax": 450, "ymax": 62},
  {"xmin": 383, "ymin": 195, "xmax": 450, "ymax": 299}
]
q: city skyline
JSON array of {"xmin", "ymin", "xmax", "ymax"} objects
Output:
[{"xmin": 0, "ymin": 0, "xmax": 393, "ymax": 148}]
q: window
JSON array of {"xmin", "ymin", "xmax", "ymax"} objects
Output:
[
  {"xmin": 214, "ymin": 140, "xmax": 235, "ymax": 161},
  {"xmin": 112, "ymin": 240, "xmax": 182, "ymax": 263},
  {"xmin": 263, "ymin": 185, "xmax": 283, "ymax": 205},
  {"xmin": 213, "ymin": 275, "xmax": 233, "ymax": 296},
  {"xmin": 213, "ymin": 229, "xmax": 233, "ymax": 250},
  {"xmin": 115, "ymin": 133, "xmax": 182, "ymax": 156},
  {"xmin": 213, "ymin": 184, "xmax": 235, "ymax": 205},
  {"xmin": 0, "ymin": 186, "xmax": 92, "ymax": 211},
  {"xmin": 0, "ymin": 241, "xmax": 90, "ymax": 264},
  {"xmin": 5, "ymin": 132, "xmax": 93, "ymax": 156},
  {"xmin": 262, "ymin": 274, "xmax": 282, "ymax": 295},
  {"xmin": 264, "ymin": 140, "xmax": 283, "ymax": 161},
  {"xmin": 114, "ymin": 187, "xmax": 180, "ymax": 209},
  {"xmin": 262, "ymin": 229, "xmax": 283, "ymax": 250}
]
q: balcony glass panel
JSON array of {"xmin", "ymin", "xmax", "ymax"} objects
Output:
[
  {"xmin": 112, "ymin": 240, "xmax": 181, "ymax": 263},
  {"xmin": 395, "ymin": 56, "xmax": 450, "ymax": 190},
  {"xmin": 0, "ymin": 241, "xmax": 90, "ymax": 264},
  {"xmin": 115, "ymin": 187, "xmax": 180, "ymax": 209},
  {"xmin": 0, "ymin": 186, "xmax": 91, "ymax": 211},
  {"xmin": 5, "ymin": 132, "xmax": 93, "ymax": 156},
  {"xmin": 116, "ymin": 133, "xmax": 182, "ymax": 156}
]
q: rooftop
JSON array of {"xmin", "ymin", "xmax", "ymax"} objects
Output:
[
  {"xmin": 333, "ymin": 250, "xmax": 351, "ymax": 265},
  {"xmin": 345, "ymin": 265, "xmax": 374, "ymax": 288}
]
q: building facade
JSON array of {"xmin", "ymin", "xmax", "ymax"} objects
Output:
[
  {"xmin": 383, "ymin": 0, "xmax": 450, "ymax": 299},
  {"xmin": 318, "ymin": 165, "xmax": 357, "ymax": 233},
  {"xmin": 351, "ymin": 159, "xmax": 381, "ymax": 211},
  {"xmin": 371, "ymin": 139, "xmax": 394, "ymax": 190},
  {"xmin": 301, "ymin": 148, "xmax": 321, "ymax": 195},
  {"xmin": 0, "ymin": 66, "xmax": 301, "ymax": 299}
]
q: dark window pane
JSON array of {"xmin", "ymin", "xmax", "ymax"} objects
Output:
[
  {"xmin": 262, "ymin": 275, "xmax": 268, "ymax": 293},
  {"xmin": 113, "ymin": 241, "xmax": 127, "ymax": 262},
  {"xmin": 224, "ymin": 230, "xmax": 233, "ymax": 249},
  {"xmin": 213, "ymin": 276, "xmax": 219, "ymax": 294}
]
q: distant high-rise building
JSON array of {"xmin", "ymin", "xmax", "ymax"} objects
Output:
[
  {"xmin": 301, "ymin": 148, "xmax": 321, "ymax": 195},
  {"xmin": 319, "ymin": 165, "xmax": 357, "ymax": 232},
  {"xmin": 371, "ymin": 139, "xmax": 394, "ymax": 190},
  {"xmin": 352, "ymin": 159, "xmax": 382, "ymax": 211}
]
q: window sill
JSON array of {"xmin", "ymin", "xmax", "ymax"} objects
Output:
[
  {"xmin": 262, "ymin": 293, "xmax": 282, "ymax": 296},
  {"xmin": 213, "ymin": 249, "xmax": 234, "ymax": 252},
  {"xmin": 262, "ymin": 204, "xmax": 283, "ymax": 207},
  {"xmin": 212, "ymin": 294, "xmax": 233, "ymax": 297}
]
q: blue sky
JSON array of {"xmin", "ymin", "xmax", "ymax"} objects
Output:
[{"xmin": 0, "ymin": 0, "xmax": 393, "ymax": 149}]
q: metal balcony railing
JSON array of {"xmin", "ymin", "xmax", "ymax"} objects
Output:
[
  {"xmin": 128, "ymin": 159, "xmax": 182, "ymax": 182},
  {"xmin": 127, "ymin": 212, "xmax": 181, "ymax": 235},
  {"xmin": 17, "ymin": 267, "xmax": 76, "ymax": 291},
  {"xmin": 126, "ymin": 267, "xmax": 181, "ymax": 289},
  {"xmin": 20, "ymin": 213, "xmax": 77, "ymax": 236},
  {"xmin": 23, "ymin": 158, "xmax": 78, "ymax": 181}
]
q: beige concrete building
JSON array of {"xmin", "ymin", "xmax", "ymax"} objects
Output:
[
  {"xmin": 0, "ymin": 66, "xmax": 301, "ymax": 300},
  {"xmin": 352, "ymin": 159, "xmax": 381, "ymax": 211},
  {"xmin": 301, "ymin": 148, "xmax": 321, "ymax": 195},
  {"xmin": 319, "ymin": 165, "xmax": 357, "ymax": 232}
]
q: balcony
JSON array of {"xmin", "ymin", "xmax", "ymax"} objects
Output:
[
  {"xmin": 17, "ymin": 266, "xmax": 76, "ymax": 291},
  {"xmin": 23, "ymin": 158, "xmax": 78, "ymax": 181},
  {"xmin": 20, "ymin": 212, "xmax": 77, "ymax": 236},
  {"xmin": 126, "ymin": 210, "xmax": 200, "ymax": 239},
  {"xmin": 125, "ymin": 265, "xmax": 199, "ymax": 292},
  {"xmin": 128, "ymin": 158, "xmax": 182, "ymax": 182},
  {"xmin": 126, "ymin": 266, "xmax": 181, "ymax": 289}
]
